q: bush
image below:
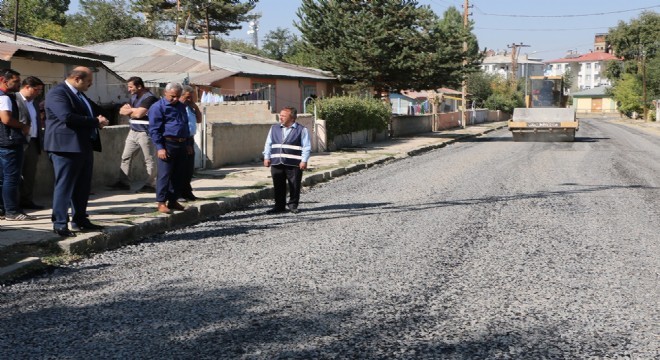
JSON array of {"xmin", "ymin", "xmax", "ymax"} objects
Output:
[
  {"xmin": 315, "ymin": 96, "xmax": 390, "ymax": 139},
  {"xmin": 484, "ymin": 93, "xmax": 524, "ymax": 114}
]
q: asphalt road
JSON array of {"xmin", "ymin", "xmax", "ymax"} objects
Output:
[{"xmin": 1, "ymin": 119, "xmax": 658, "ymax": 359}]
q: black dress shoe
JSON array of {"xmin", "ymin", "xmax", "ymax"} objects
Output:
[
  {"xmin": 265, "ymin": 207, "xmax": 287, "ymax": 214},
  {"xmin": 71, "ymin": 222, "xmax": 105, "ymax": 232},
  {"xmin": 20, "ymin": 201, "xmax": 45, "ymax": 210},
  {"xmin": 54, "ymin": 228, "xmax": 77, "ymax": 237}
]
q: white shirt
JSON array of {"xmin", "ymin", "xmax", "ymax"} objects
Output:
[
  {"xmin": 18, "ymin": 92, "xmax": 38, "ymax": 139},
  {"xmin": 65, "ymin": 80, "xmax": 93, "ymax": 117},
  {"xmin": 0, "ymin": 94, "xmax": 12, "ymax": 112}
]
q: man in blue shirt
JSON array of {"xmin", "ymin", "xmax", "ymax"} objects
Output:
[
  {"xmin": 263, "ymin": 106, "xmax": 311, "ymax": 214},
  {"xmin": 148, "ymin": 82, "xmax": 190, "ymax": 214}
]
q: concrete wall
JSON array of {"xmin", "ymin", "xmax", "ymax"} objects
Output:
[
  {"xmin": 206, "ymin": 123, "xmax": 272, "ymax": 167},
  {"xmin": 203, "ymin": 101, "xmax": 275, "ymax": 124},
  {"xmin": 391, "ymin": 115, "xmax": 433, "ymax": 137},
  {"xmin": 31, "ymin": 126, "xmax": 143, "ymax": 199}
]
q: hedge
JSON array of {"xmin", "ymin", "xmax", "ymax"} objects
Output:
[{"xmin": 315, "ymin": 96, "xmax": 390, "ymax": 139}]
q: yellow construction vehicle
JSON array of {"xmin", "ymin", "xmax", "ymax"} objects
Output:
[{"xmin": 508, "ymin": 75, "xmax": 578, "ymax": 141}]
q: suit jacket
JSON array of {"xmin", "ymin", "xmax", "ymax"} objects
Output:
[
  {"xmin": 44, "ymin": 82, "xmax": 102, "ymax": 153},
  {"xmin": 15, "ymin": 94, "xmax": 43, "ymax": 153}
]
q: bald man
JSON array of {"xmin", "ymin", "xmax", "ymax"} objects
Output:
[{"xmin": 44, "ymin": 66, "xmax": 109, "ymax": 237}]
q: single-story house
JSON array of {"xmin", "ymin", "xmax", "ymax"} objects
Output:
[
  {"xmin": 390, "ymin": 88, "xmax": 462, "ymax": 115},
  {"xmin": 86, "ymin": 37, "xmax": 339, "ymax": 113},
  {"xmin": 0, "ymin": 28, "xmax": 125, "ymax": 111},
  {"xmin": 572, "ymin": 86, "xmax": 617, "ymax": 115}
]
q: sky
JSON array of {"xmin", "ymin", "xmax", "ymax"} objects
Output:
[{"xmin": 68, "ymin": 0, "xmax": 660, "ymax": 62}]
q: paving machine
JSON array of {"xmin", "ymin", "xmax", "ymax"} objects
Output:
[{"xmin": 508, "ymin": 75, "xmax": 578, "ymax": 142}]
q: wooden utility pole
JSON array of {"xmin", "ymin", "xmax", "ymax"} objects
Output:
[
  {"xmin": 461, "ymin": 0, "xmax": 470, "ymax": 129},
  {"xmin": 508, "ymin": 42, "xmax": 530, "ymax": 85},
  {"xmin": 642, "ymin": 48, "xmax": 648, "ymax": 121},
  {"xmin": 13, "ymin": 0, "xmax": 19, "ymax": 41}
]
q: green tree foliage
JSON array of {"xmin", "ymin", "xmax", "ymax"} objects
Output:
[
  {"xmin": 132, "ymin": 0, "xmax": 257, "ymax": 36},
  {"xmin": 466, "ymin": 70, "xmax": 496, "ymax": 106},
  {"xmin": 0, "ymin": 0, "xmax": 69, "ymax": 34},
  {"xmin": 61, "ymin": 0, "xmax": 150, "ymax": 45},
  {"xmin": 607, "ymin": 11, "xmax": 659, "ymax": 116},
  {"xmin": 219, "ymin": 38, "xmax": 264, "ymax": 56},
  {"xmin": 484, "ymin": 75, "xmax": 523, "ymax": 113},
  {"xmin": 610, "ymin": 73, "xmax": 643, "ymax": 116},
  {"xmin": 262, "ymin": 27, "xmax": 298, "ymax": 61},
  {"xmin": 296, "ymin": 0, "xmax": 480, "ymax": 94},
  {"xmin": 281, "ymin": 38, "xmax": 322, "ymax": 68},
  {"xmin": 608, "ymin": 11, "xmax": 659, "ymax": 63}
]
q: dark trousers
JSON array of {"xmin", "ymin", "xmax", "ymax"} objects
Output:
[
  {"xmin": 20, "ymin": 138, "xmax": 40, "ymax": 204},
  {"xmin": 271, "ymin": 164, "xmax": 302, "ymax": 210},
  {"xmin": 0, "ymin": 144, "xmax": 24, "ymax": 215},
  {"xmin": 49, "ymin": 151, "xmax": 93, "ymax": 229},
  {"xmin": 156, "ymin": 141, "xmax": 187, "ymax": 203},
  {"xmin": 181, "ymin": 150, "xmax": 195, "ymax": 198}
]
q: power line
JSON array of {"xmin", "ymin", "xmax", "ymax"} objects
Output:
[
  {"xmin": 475, "ymin": 26, "xmax": 610, "ymax": 32},
  {"xmin": 474, "ymin": 4, "xmax": 660, "ymax": 18}
]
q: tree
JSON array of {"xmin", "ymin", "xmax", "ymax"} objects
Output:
[
  {"xmin": 262, "ymin": 27, "xmax": 298, "ymax": 61},
  {"xmin": 0, "ymin": 0, "xmax": 69, "ymax": 35},
  {"xmin": 61, "ymin": 0, "xmax": 150, "ymax": 46},
  {"xmin": 296, "ymin": 0, "xmax": 480, "ymax": 94},
  {"xmin": 132, "ymin": 0, "xmax": 257, "ymax": 37},
  {"xmin": 484, "ymin": 75, "xmax": 524, "ymax": 113},
  {"xmin": 610, "ymin": 73, "xmax": 643, "ymax": 116},
  {"xmin": 219, "ymin": 38, "xmax": 264, "ymax": 56},
  {"xmin": 466, "ymin": 70, "xmax": 497, "ymax": 106},
  {"xmin": 607, "ymin": 11, "xmax": 659, "ymax": 118}
]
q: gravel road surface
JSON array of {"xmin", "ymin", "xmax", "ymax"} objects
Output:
[{"xmin": 1, "ymin": 119, "xmax": 658, "ymax": 359}]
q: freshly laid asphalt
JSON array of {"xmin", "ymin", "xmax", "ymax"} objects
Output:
[{"xmin": 0, "ymin": 117, "xmax": 657, "ymax": 282}]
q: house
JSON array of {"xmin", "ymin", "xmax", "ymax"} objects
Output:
[
  {"xmin": 480, "ymin": 50, "xmax": 545, "ymax": 80},
  {"xmin": 571, "ymin": 86, "xmax": 618, "ymax": 115},
  {"xmin": 0, "ymin": 28, "xmax": 124, "ymax": 110},
  {"xmin": 545, "ymin": 34, "xmax": 621, "ymax": 93},
  {"xmin": 390, "ymin": 88, "xmax": 462, "ymax": 115},
  {"xmin": 545, "ymin": 51, "xmax": 620, "ymax": 93},
  {"xmin": 85, "ymin": 37, "xmax": 339, "ymax": 113}
]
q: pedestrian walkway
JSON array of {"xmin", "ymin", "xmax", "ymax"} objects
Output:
[{"xmin": 1, "ymin": 118, "xmax": 657, "ymax": 281}]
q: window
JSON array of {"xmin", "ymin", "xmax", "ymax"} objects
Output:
[
  {"xmin": 586, "ymin": 63, "xmax": 591, "ymax": 69},
  {"xmin": 252, "ymin": 82, "xmax": 276, "ymax": 110}
]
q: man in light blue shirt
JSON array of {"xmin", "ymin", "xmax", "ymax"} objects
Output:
[{"xmin": 263, "ymin": 106, "xmax": 311, "ymax": 214}]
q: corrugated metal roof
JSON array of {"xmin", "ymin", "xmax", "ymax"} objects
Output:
[
  {"xmin": 86, "ymin": 37, "xmax": 336, "ymax": 85},
  {"xmin": 572, "ymin": 86, "xmax": 611, "ymax": 98},
  {"xmin": 0, "ymin": 28, "xmax": 114, "ymax": 62}
]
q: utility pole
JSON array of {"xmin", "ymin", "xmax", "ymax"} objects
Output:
[
  {"xmin": 13, "ymin": 0, "xmax": 19, "ymax": 41},
  {"xmin": 461, "ymin": 0, "xmax": 471, "ymax": 129},
  {"xmin": 508, "ymin": 42, "xmax": 530, "ymax": 85},
  {"xmin": 642, "ymin": 48, "xmax": 648, "ymax": 121}
]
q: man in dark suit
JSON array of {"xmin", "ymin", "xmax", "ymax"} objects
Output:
[
  {"xmin": 44, "ymin": 67, "xmax": 109, "ymax": 237},
  {"xmin": 16, "ymin": 76, "xmax": 45, "ymax": 210}
]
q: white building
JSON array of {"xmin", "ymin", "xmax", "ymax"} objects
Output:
[
  {"xmin": 480, "ymin": 51, "xmax": 545, "ymax": 80},
  {"xmin": 545, "ymin": 51, "xmax": 620, "ymax": 92}
]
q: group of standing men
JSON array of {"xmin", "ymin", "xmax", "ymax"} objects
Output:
[
  {"xmin": 0, "ymin": 66, "xmax": 202, "ymax": 236},
  {"xmin": 1, "ymin": 65, "xmax": 310, "ymax": 237},
  {"xmin": 0, "ymin": 69, "xmax": 46, "ymax": 223}
]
